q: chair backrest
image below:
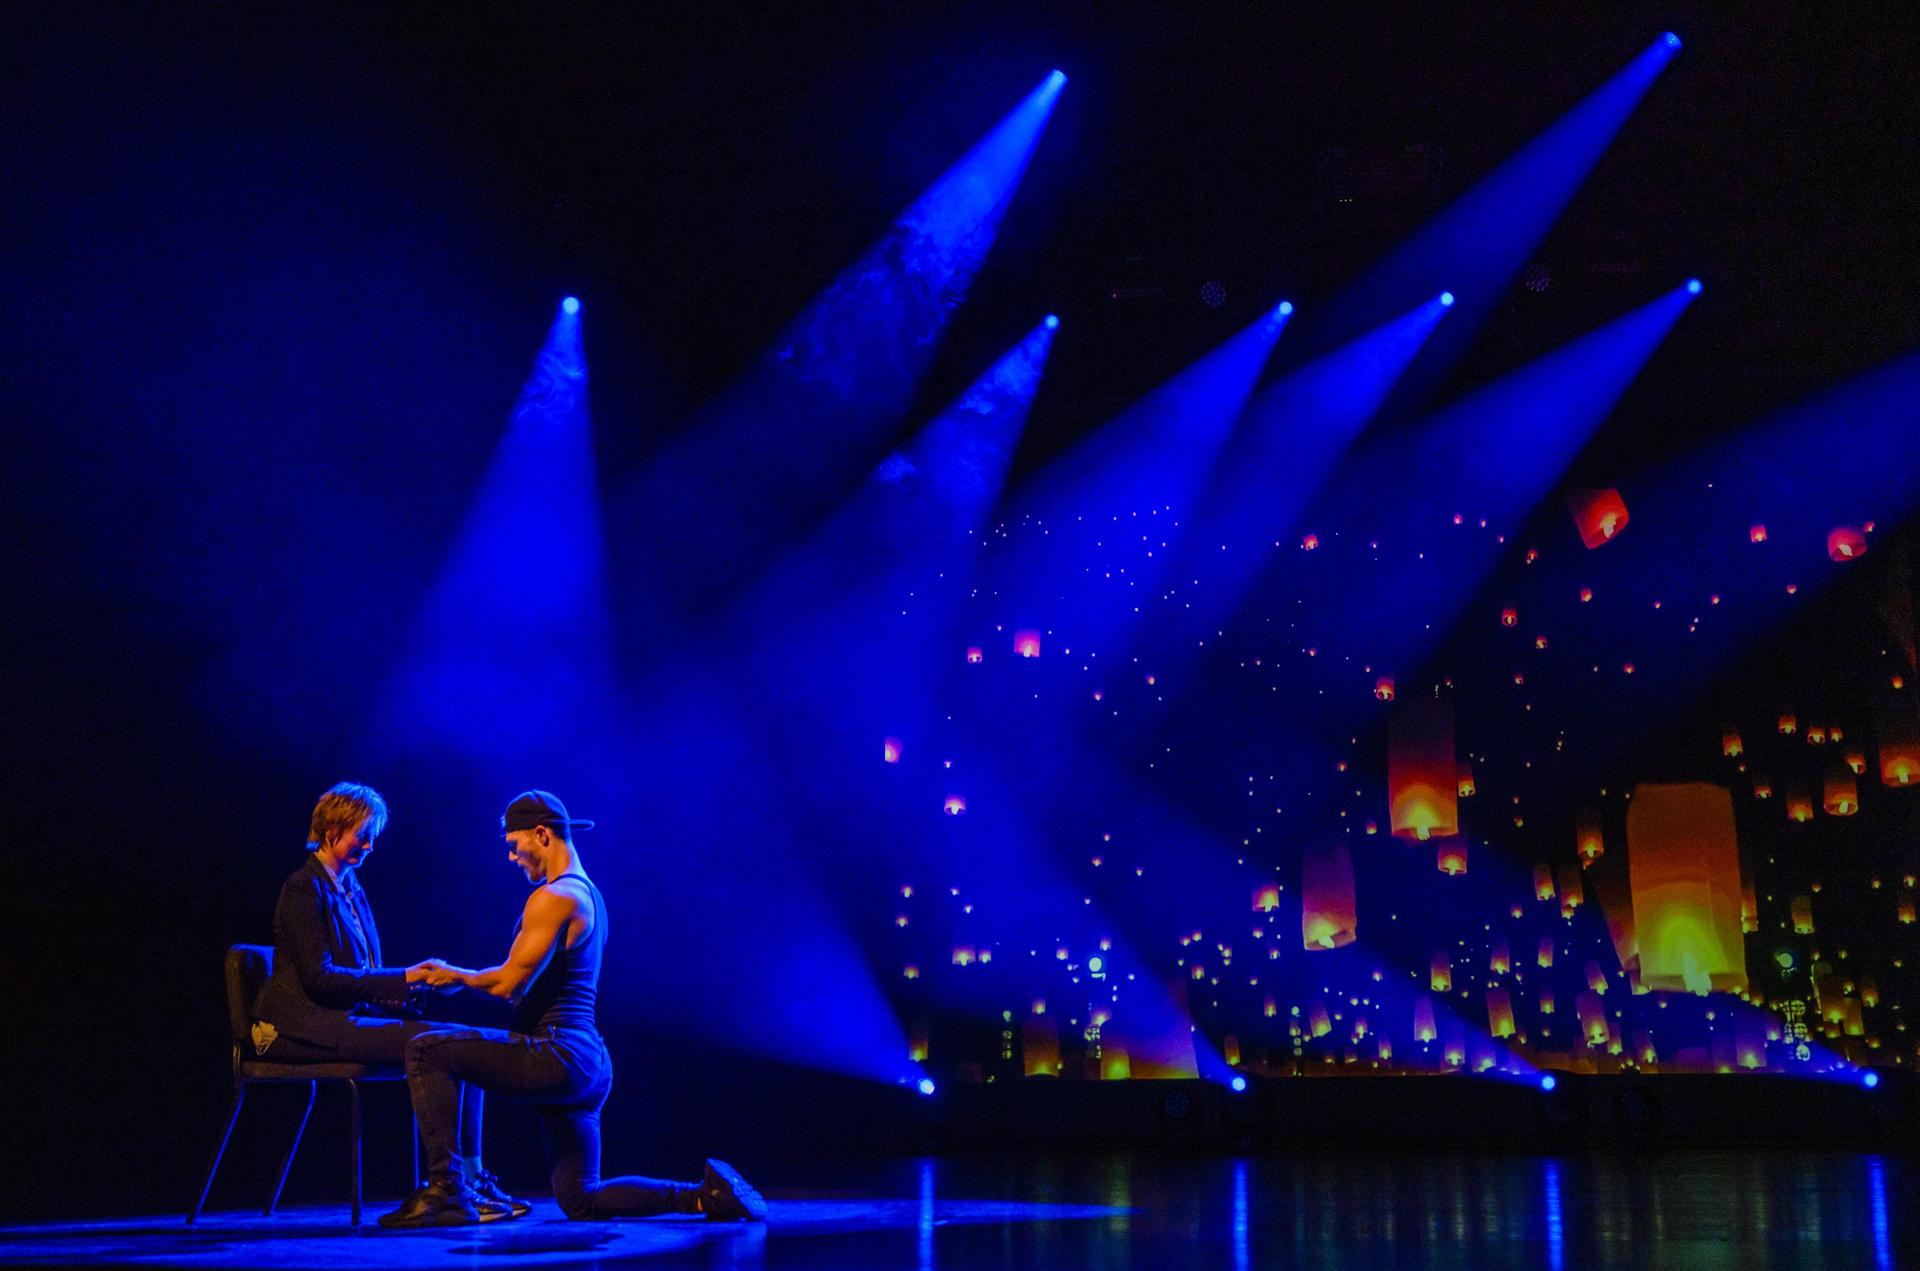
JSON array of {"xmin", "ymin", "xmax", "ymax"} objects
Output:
[{"xmin": 226, "ymin": 944, "xmax": 273, "ymax": 1049}]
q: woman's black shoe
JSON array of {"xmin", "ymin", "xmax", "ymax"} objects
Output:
[
  {"xmin": 377, "ymin": 1180, "xmax": 481, "ymax": 1229},
  {"xmin": 471, "ymin": 1169, "xmax": 531, "ymax": 1220}
]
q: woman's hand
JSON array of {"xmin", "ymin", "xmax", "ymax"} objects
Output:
[{"xmin": 406, "ymin": 959, "xmax": 460, "ymax": 988}]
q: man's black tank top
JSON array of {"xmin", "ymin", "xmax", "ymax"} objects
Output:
[{"xmin": 511, "ymin": 870, "xmax": 604, "ymax": 1034}]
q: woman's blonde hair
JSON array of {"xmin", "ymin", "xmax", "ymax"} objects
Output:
[{"xmin": 306, "ymin": 781, "xmax": 390, "ymax": 851}]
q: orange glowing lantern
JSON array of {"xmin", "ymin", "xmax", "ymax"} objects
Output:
[
  {"xmin": 1308, "ymin": 1001, "xmax": 1332, "ymax": 1038},
  {"xmin": 1807, "ymin": 725, "xmax": 1827, "ymax": 744},
  {"xmin": 1557, "ymin": 863, "xmax": 1585, "ymax": 910},
  {"xmin": 1751, "ymin": 775, "xmax": 1774, "ymax": 799},
  {"xmin": 1585, "ymin": 961, "xmax": 1609, "ymax": 994},
  {"xmin": 966, "ymin": 645, "xmax": 983, "ymax": 664},
  {"xmin": 1828, "ymin": 527, "xmax": 1868, "ymax": 561},
  {"xmin": 1567, "ymin": 488, "xmax": 1629, "ymax": 548},
  {"xmin": 1823, "ymin": 762, "xmax": 1859, "ymax": 816},
  {"xmin": 1791, "ymin": 895, "xmax": 1814, "ymax": 935},
  {"xmin": 1778, "ymin": 713, "xmax": 1798, "ymax": 736},
  {"xmin": 1489, "ymin": 940, "xmax": 1510, "ymax": 975},
  {"xmin": 1625, "ymin": 783, "xmax": 1750, "ymax": 997},
  {"xmin": 1263, "ymin": 995, "xmax": 1278, "ymax": 1018},
  {"xmin": 1785, "ymin": 784, "xmax": 1814, "ymax": 822},
  {"xmin": 1750, "ymin": 523, "xmax": 1768, "ymax": 544},
  {"xmin": 1844, "ymin": 751, "xmax": 1866, "ymax": 775},
  {"xmin": 1101, "ymin": 1045, "xmax": 1131, "ymax": 1081},
  {"xmin": 1534, "ymin": 863, "xmax": 1556, "ymax": 902},
  {"xmin": 1880, "ymin": 704, "xmax": 1920, "ymax": 786},
  {"xmin": 1374, "ymin": 675, "xmax": 1395, "ymax": 701},
  {"xmin": 1486, "ymin": 988, "xmax": 1515, "ymax": 1039},
  {"xmin": 1863, "ymin": 977, "xmax": 1880, "ymax": 1009},
  {"xmin": 1900, "ymin": 898, "xmax": 1916, "ymax": 925},
  {"xmin": 1414, "ymin": 996, "xmax": 1437, "ymax": 1043},
  {"xmin": 1576, "ymin": 992, "xmax": 1609, "ymax": 1047},
  {"xmin": 1436, "ymin": 837, "xmax": 1468, "ymax": 876},
  {"xmin": 1388, "ymin": 697, "xmax": 1458, "ymax": 841},
  {"xmin": 1457, "ymin": 763, "xmax": 1476, "ymax": 798},
  {"xmin": 1740, "ymin": 875, "xmax": 1758, "ymax": 934},
  {"xmin": 1538, "ymin": 937, "xmax": 1555, "ymax": 968},
  {"xmin": 1722, "ymin": 727, "xmax": 1743, "ymax": 758},
  {"xmin": 1022, "ymin": 1014, "xmax": 1061, "ymax": 1076},
  {"xmin": 1252, "ymin": 882, "xmax": 1281, "ymax": 913},
  {"xmin": 883, "ymin": 736, "xmax": 903, "ymax": 764},
  {"xmin": 1539, "ymin": 987, "xmax": 1555, "ymax": 1015},
  {"xmin": 909, "ymin": 1020, "xmax": 929, "ymax": 1063},
  {"xmin": 1301, "ymin": 843, "xmax": 1358, "ymax": 951},
  {"xmin": 1430, "ymin": 952, "xmax": 1451, "ymax": 993},
  {"xmin": 1575, "ymin": 808, "xmax": 1605, "ymax": 866},
  {"xmin": 943, "ymin": 795, "xmax": 968, "ymax": 816},
  {"xmin": 1013, "ymin": 630, "xmax": 1041, "ymax": 658}
]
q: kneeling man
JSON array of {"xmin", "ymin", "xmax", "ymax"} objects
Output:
[{"xmin": 381, "ymin": 791, "xmax": 765, "ymax": 1227}]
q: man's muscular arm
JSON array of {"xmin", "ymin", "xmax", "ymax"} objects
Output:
[{"xmin": 429, "ymin": 887, "xmax": 575, "ymax": 1000}]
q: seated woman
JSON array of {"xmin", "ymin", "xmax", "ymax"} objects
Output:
[{"xmin": 250, "ymin": 780, "xmax": 525, "ymax": 1221}]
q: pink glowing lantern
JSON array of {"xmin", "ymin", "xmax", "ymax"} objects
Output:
[
  {"xmin": 943, "ymin": 795, "xmax": 968, "ymax": 816},
  {"xmin": 1013, "ymin": 630, "xmax": 1041, "ymax": 658},
  {"xmin": 1828, "ymin": 527, "xmax": 1868, "ymax": 561},
  {"xmin": 883, "ymin": 737, "xmax": 903, "ymax": 764}
]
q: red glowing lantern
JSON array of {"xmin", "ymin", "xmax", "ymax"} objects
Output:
[
  {"xmin": 883, "ymin": 736, "xmax": 903, "ymax": 764},
  {"xmin": 1579, "ymin": 587, "xmax": 1593, "ymax": 603},
  {"xmin": 1013, "ymin": 630, "xmax": 1041, "ymax": 658},
  {"xmin": 1844, "ymin": 751, "xmax": 1866, "ymax": 776},
  {"xmin": 1567, "ymin": 488, "xmax": 1630, "ymax": 549},
  {"xmin": 1828, "ymin": 527, "xmax": 1868, "ymax": 561},
  {"xmin": 1500, "ymin": 607, "xmax": 1518, "ymax": 627},
  {"xmin": 1301, "ymin": 532, "xmax": 1319, "ymax": 551},
  {"xmin": 1778, "ymin": 713, "xmax": 1797, "ymax": 736},
  {"xmin": 1749, "ymin": 523, "xmax": 1768, "ymax": 544},
  {"xmin": 1388, "ymin": 698, "xmax": 1458, "ymax": 842},
  {"xmin": 1301, "ymin": 843, "xmax": 1358, "ymax": 951},
  {"xmin": 1374, "ymin": 675, "xmax": 1395, "ymax": 701}
]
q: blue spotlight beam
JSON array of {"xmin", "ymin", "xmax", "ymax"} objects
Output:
[
  {"xmin": 1294, "ymin": 33, "xmax": 1680, "ymax": 410},
  {"xmin": 611, "ymin": 70, "xmax": 1067, "ymax": 626},
  {"xmin": 373, "ymin": 297, "xmax": 614, "ymax": 762}
]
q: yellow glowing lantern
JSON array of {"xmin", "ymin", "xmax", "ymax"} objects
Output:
[
  {"xmin": 1538, "ymin": 938, "xmax": 1555, "ymax": 968},
  {"xmin": 1413, "ymin": 996, "xmax": 1437, "ymax": 1043},
  {"xmin": 1263, "ymin": 995, "xmax": 1277, "ymax": 1018},
  {"xmin": 903, "ymin": 964, "xmax": 920, "ymax": 979},
  {"xmin": 1823, "ymin": 762, "xmax": 1859, "ymax": 816},
  {"xmin": 1722, "ymin": 727, "xmax": 1743, "ymax": 758},
  {"xmin": 1844, "ymin": 1000, "xmax": 1865, "ymax": 1037},
  {"xmin": 1899, "ymin": 897, "xmax": 1916, "ymax": 925},
  {"xmin": 1458, "ymin": 763, "xmax": 1476, "ymax": 798},
  {"xmin": 1625, "ymin": 783, "xmax": 1750, "ymax": 997},
  {"xmin": 1490, "ymin": 941, "xmax": 1510, "ymax": 975},
  {"xmin": 1575, "ymin": 808, "xmax": 1605, "ymax": 866},
  {"xmin": 1430, "ymin": 951, "xmax": 1452, "ymax": 993},
  {"xmin": 951, "ymin": 945, "xmax": 975, "ymax": 967},
  {"xmin": 1308, "ymin": 1001, "xmax": 1332, "ymax": 1038},
  {"xmin": 1442, "ymin": 1027, "xmax": 1466, "ymax": 1068},
  {"xmin": 1101, "ymin": 1045, "xmax": 1131, "ymax": 1081},
  {"xmin": 883, "ymin": 736, "xmax": 903, "ymax": 764},
  {"xmin": 1534, "ymin": 863, "xmax": 1556, "ymax": 902},
  {"xmin": 943, "ymin": 794, "xmax": 968, "ymax": 816},
  {"xmin": 1013, "ymin": 629, "xmax": 1041, "ymax": 658},
  {"xmin": 1576, "ymin": 992, "xmax": 1609, "ymax": 1047},
  {"xmin": 1791, "ymin": 895, "xmax": 1814, "ymax": 934},
  {"xmin": 1862, "ymin": 977, "xmax": 1880, "ymax": 1009},
  {"xmin": 1539, "ymin": 988, "xmax": 1555, "ymax": 1015},
  {"xmin": 1389, "ymin": 698, "xmax": 1458, "ymax": 841},
  {"xmin": 1436, "ymin": 837, "xmax": 1469, "ymax": 876},
  {"xmin": 1487, "ymin": 988, "xmax": 1515, "ymax": 1038},
  {"xmin": 1585, "ymin": 961, "xmax": 1608, "ymax": 994},
  {"xmin": 1301, "ymin": 843, "xmax": 1358, "ymax": 951},
  {"xmin": 1252, "ymin": 882, "xmax": 1281, "ymax": 913}
]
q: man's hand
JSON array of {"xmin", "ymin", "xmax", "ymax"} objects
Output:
[
  {"xmin": 421, "ymin": 962, "xmax": 467, "ymax": 991},
  {"xmin": 405, "ymin": 959, "xmax": 451, "ymax": 985}
]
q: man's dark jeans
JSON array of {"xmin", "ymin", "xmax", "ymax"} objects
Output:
[{"xmin": 405, "ymin": 1024, "xmax": 701, "ymax": 1219}]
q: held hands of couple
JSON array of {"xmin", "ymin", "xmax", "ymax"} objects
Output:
[{"xmin": 405, "ymin": 959, "xmax": 466, "ymax": 992}]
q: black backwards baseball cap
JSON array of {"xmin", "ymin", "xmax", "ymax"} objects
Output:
[{"xmin": 501, "ymin": 790, "xmax": 597, "ymax": 836}]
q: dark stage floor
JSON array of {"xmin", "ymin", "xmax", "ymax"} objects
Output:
[{"xmin": 3, "ymin": 1151, "xmax": 1911, "ymax": 1269}]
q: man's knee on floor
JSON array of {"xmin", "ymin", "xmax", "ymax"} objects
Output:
[{"xmin": 554, "ymin": 1181, "xmax": 595, "ymax": 1221}]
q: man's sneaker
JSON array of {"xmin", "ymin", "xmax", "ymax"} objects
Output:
[
  {"xmin": 700, "ymin": 1159, "xmax": 767, "ymax": 1222},
  {"xmin": 471, "ymin": 1169, "xmax": 531, "ymax": 1220},
  {"xmin": 377, "ymin": 1180, "xmax": 481, "ymax": 1229}
]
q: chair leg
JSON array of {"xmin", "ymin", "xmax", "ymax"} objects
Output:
[
  {"xmin": 265, "ymin": 1081, "xmax": 316, "ymax": 1216},
  {"xmin": 411, "ymin": 1107, "xmax": 421, "ymax": 1189},
  {"xmin": 348, "ymin": 1079, "xmax": 364, "ymax": 1227},
  {"xmin": 187, "ymin": 1085, "xmax": 247, "ymax": 1226}
]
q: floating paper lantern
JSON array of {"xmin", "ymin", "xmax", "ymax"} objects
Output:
[
  {"xmin": 1786, "ymin": 784, "xmax": 1814, "ymax": 823},
  {"xmin": 1899, "ymin": 898, "xmax": 1916, "ymax": 925},
  {"xmin": 1413, "ymin": 996, "xmax": 1437, "ymax": 1042},
  {"xmin": 1252, "ymin": 882, "xmax": 1281, "ymax": 913},
  {"xmin": 1538, "ymin": 938, "xmax": 1555, "ymax": 968},
  {"xmin": 1791, "ymin": 895, "xmax": 1814, "ymax": 934},
  {"xmin": 1222, "ymin": 1035, "xmax": 1242, "ymax": 1067},
  {"xmin": 1807, "ymin": 725, "xmax": 1828, "ymax": 744},
  {"xmin": 1308, "ymin": 1000, "xmax": 1332, "ymax": 1038},
  {"xmin": 1022, "ymin": 1014, "xmax": 1061, "ymax": 1076},
  {"xmin": 1263, "ymin": 995, "xmax": 1278, "ymax": 1018},
  {"xmin": 1862, "ymin": 977, "xmax": 1880, "ymax": 1009},
  {"xmin": 1458, "ymin": 764, "xmax": 1476, "ymax": 798},
  {"xmin": 1586, "ymin": 961, "xmax": 1609, "ymax": 994},
  {"xmin": 1626, "ymin": 783, "xmax": 1750, "ymax": 996},
  {"xmin": 1534, "ymin": 863, "xmax": 1556, "ymax": 902},
  {"xmin": 883, "ymin": 736, "xmax": 903, "ymax": 764},
  {"xmin": 1442, "ymin": 1026, "xmax": 1466, "ymax": 1068},
  {"xmin": 1301, "ymin": 532, "xmax": 1319, "ymax": 551},
  {"xmin": 1374, "ymin": 675, "xmax": 1395, "ymax": 701},
  {"xmin": 1389, "ymin": 698, "xmax": 1458, "ymax": 841},
  {"xmin": 1557, "ymin": 863, "xmax": 1585, "ymax": 909},
  {"xmin": 1436, "ymin": 837, "xmax": 1469, "ymax": 876},
  {"xmin": 1575, "ymin": 808, "xmax": 1605, "ymax": 866},
  {"xmin": 1778, "ymin": 713, "xmax": 1797, "ymax": 736},
  {"xmin": 1828, "ymin": 527, "xmax": 1868, "ymax": 561},
  {"xmin": 951, "ymin": 945, "xmax": 975, "ymax": 966},
  {"xmin": 1881, "ymin": 704, "xmax": 1920, "ymax": 786},
  {"xmin": 1576, "ymin": 992, "xmax": 1609, "ymax": 1047},
  {"xmin": 1751, "ymin": 776, "xmax": 1774, "ymax": 799},
  {"xmin": 1567, "ymin": 488, "xmax": 1630, "ymax": 548},
  {"xmin": 1487, "ymin": 988, "xmax": 1515, "ymax": 1039},
  {"xmin": 1489, "ymin": 940, "xmax": 1510, "ymax": 975},
  {"xmin": 966, "ymin": 645, "xmax": 983, "ymax": 664},
  {"xmin": 1101, "ymin": 1045, "xmax": 1131, "ymax": 1081},
  {"xmin": 1750, "ymin": 523, "xmax": 1768, "ymax": 544},
  {"xmin": 943, "ymin": 795, "xmax": 968, "ymax": 816},
  {"xmin": 1722, "ymin": 727, "xmax": 1744, "ymax": 758},
  {"xmin": 1844, "ymin": 751, "xmax": 1866, "ymax": 775},
  {"xmin": 909, "ymin": 1020, "xmax": 929, "ymax": 1063},
  {"xmin": 1501, "ymin": 607, "xmax": 1518, "ymax": 627},
  {"xmin": 1301, "ymin": 843, "xmax": 1358, "ymax": 951},
  {"xmin": 1013, "ymin": 630, "xmax": 1041, "ymax": 658},
  {"xmin": 1430, "ymin": 951, "xmax": 1452, "ymax": 993},
  {"xmin": 1843, "ymin": 1000, "xmax": 1865, "ymax": 1037},
  {"xmin": 1823, "ymin": 762, "xmax": 1859, "ymax": 816},
  {"xmin": 1539, "ymin": 987, "xmax": 1555, "ymax": 1015}
]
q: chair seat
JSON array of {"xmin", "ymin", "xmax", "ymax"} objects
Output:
[{"xmin": 239, "ymin": 1060, "xmax": 405, "ymax": 1082}]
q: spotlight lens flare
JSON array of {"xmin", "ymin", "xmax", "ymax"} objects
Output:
[
  {"xmin": 918, "ymin": 1077, "xmax": 937, "ymax": 1096},
  {"xmin": 1439, "ymin": 291, "xmax": 1456, "ymax": 307},
  {"xmin": 1229, "ymin": 1075, "xmax": 1248, "ymax": 1093},
  {"xmin": 1540, "ymin": 1074, "xmax": 1558, "ymax": 1092},
  {"xmin": 1686, "ymin": 278, "xmax": 1703, "ymax": 295},
  {"xmin": 1863, "ymin": 1072, "xmax": 1880, "ymax": 1090},
  {"xmin": 561, "ymin": 296, "xmax": 580, "ymax": 315}
]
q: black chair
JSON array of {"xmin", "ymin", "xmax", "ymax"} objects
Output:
[{"xmin": 187, "ymin": 944, "xmax": 417, "ymax": 1227}]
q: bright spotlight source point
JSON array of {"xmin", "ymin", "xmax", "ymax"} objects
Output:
[
  {"xmin": 1277, "ymin": 300, "xmax": 1294, "ymax": 317},
  {"xmin": 1044, "ymin": 314, "xmax": 1060, "ymax": 330},
  {"xmin": 1439, "ymin": 291, "xmax": 1455, "ymax": 307},
  {"xmin": 917, "ymin": 1077, "xmax": 937, "ymax": 1096},
  {"xmin": 1539, "ymin": 1074, "xmax": 1558, "ymax": 1092},
  {"xmin": 1047, "ymin": 70, "xmax": 1068, "ymax": 88},
  {"xmin": 1863, "ymin": 1072, "xmax": 1880, "ymax": 1090},
  {"xmin": 1663, "ymin": 32, "xmax": 1682, "ymax": 49},
  {"xmin": 561, "ymin": 296, "xmax": 581, "ymax": 315},
  {"xmin": 1229, "ymin": 1075, "xmax": 1248, "ymax": 1093},
  {"xmin": 1686, "ymin": 278, "xmax": 1703, "ymax": 295}
]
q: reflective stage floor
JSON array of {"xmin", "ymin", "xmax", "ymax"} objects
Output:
[{"xmin": 2, "ymin": 1150, "xmax": 1911, "ymax": 1269}]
